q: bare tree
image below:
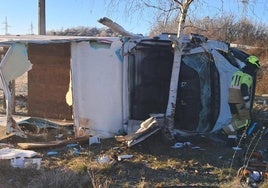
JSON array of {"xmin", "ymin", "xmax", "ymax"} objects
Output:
[{"xmin": 164, "ymin": 0, "xmax": 194, "ymax": 134}]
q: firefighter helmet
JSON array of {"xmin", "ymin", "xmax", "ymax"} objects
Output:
[{"xmin": 247, "ymin": 55, "xmax": 260, "ymax": 68}]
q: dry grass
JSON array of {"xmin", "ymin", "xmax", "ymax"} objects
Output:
[
  {"xmin": 87, "ymin": 169, "xmax": 111, "ymax": 188},
  {"xmin": 27, "ymin": 169, "xmax": 80, "ymax": 188}
]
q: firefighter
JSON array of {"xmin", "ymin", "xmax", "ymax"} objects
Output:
[{"xmin": 226, "ymin": 55, "xmax": 260, "ymax": 135}]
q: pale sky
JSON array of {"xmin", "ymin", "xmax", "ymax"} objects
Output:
[{"xmin": 0, "ymin": 0, "xmax": 267, "ymax": 36}]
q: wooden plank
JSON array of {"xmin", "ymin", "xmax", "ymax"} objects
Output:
[
  {"xmin": 0, "ymin": 126, "xmax": 15, "ymax": 140},
  {"xmin": 17, "ymin": 135, "xmax": 89, "ymax": 149}
]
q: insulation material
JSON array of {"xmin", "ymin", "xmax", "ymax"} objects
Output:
[
  {"xmin": 66, "ymin": 71, "xmax": 73, "ymax": 106},
  {"xmin": 71, "ymin": 39, "xmax": 123, "ymax": 138},
  {"xmin": 0, "ymin": 43, "xmax": 32, "ymax": 86}
]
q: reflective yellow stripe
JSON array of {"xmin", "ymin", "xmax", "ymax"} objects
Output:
[
  {"xmin": 231, "ymin": 71, "xmax": 243, "ymax": 88},
  {"xmin": 231, "ymin": 71, "xmax": 252, "ymax": 89},
  {"xmin": 233, "ymin": 119, "xmax": 249, "ymax": 129}
]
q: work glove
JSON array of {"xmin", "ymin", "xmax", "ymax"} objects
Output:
[{"xmin": 245, "ymin": 101, "xmax": 251, "ymax": 109}]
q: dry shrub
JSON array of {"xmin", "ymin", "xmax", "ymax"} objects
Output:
[
  {"xmin": 87, "ymin": 169, "xmax": 111, "ymax": 188},
  {"xmin": 28, "ymin": 169, "xmax": 80, "ymax": 188}
]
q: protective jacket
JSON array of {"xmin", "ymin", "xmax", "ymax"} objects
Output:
[{"xmin": 230, "ymin": 70, "xmax": 253, "ymax": 102}]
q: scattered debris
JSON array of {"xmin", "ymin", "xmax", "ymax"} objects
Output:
[
  {"xmin": 0, "ymin": 147, "xmax": 41, "ymax": 169},
  {"xmin": 117, "ymin": 154, "xmax": 133, "ymax": 161},
  {"xmin": 238, "ymin": 167, "xmax": 265, "ymax": 187},
  {"xmin": 47, "ymin": 151, "xmax": 58, "ymax": 156},
  {"xmin": 115, "ymin": 117, "xmax": 161, "ymax": 147},
  {"xmin": 66, "ymin": 143, "xmax": 79, "ymax": 148},
  {"xmin": 24, "ymin": 158, "xmax": 42, "ymax": 169},
  {"xmin": 89, "ymin": 135, "xmax": 101, "ymax": 145},
  {"xmin": 72, "ymin": 148, "xmax": 81, "ymax": 155},
  {"xmin": 10, "ymin": 156, "xmax": 25, "ymax": 168},
  {"xmin": 97, "ymin": 155, "xmax": 113, "ymax": 165},
  {"xmin": 10, "ymin": 157, "xmax": 42, "ymax": 170},
  {"xmin": 66, "ymin": 143, "xmax": 85, "ymax": 155},
  {"xmin": 237, "ymin": 149, "xmax": 268, "ymax": 187},
  {"xmin": 171, "ymin": 142, "xmax": 185, "ymax": 149},
  {"xmin": 0, "ymin": 147, "xmax": 37, "ymax": 159},
  {"xmin": 55, "ymin": 133, "xmax": 64, "ymax": 140},
  {"xmin": 232, "ymin": 146, "xmax": 242, "ymax": 151},
  {"xmin": 191, "ymin": 146, "xmax": 201, "ymax": 150},
  {"xmin": 171, "ymin": 142, "xmax": 201, "ymax": 150},
  {"xmin": 0, "ymin": 143, "xmax": 14, "ymax": 148}
]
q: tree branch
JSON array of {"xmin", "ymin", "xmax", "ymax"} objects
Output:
[
  {"xmin": 173, "ymin": 0, "xmax": 183, "ymax": 7},
  {"xmin": 144, "ymin": 2, "xmax": 180, "ymax": 13}
]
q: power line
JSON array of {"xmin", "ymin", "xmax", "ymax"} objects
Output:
[
  {"xmin": 2, "ymin": 16, "xmax": 11, "ymax": 35},
  {"xmin": 241, "ymin": 0, "xmax": 249, "ymax": 19}
]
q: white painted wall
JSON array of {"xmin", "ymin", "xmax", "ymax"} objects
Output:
[{"xmin": 71, "ymin": 39, "xmax": 123, "ymax": 138}]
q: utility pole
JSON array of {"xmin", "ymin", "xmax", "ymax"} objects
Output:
[
  {"xmin": 2, "ymin": 17, "xmax": 11, "ymax": 35},
  {"xmin": 241, "ymin": 0, "xmax": 248, "ymax": 20},
  {"xmin": 38, "ymin": 0, "xmax": 46, "ymax": 35},
  {"xmin": 29, "ymin": 22, "xmax": 34, "ymax": 35}
]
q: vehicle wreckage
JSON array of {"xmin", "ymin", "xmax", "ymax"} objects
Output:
[{"xmin": 0, "ymin": 18, "xmax": 258, "ymax": 148}]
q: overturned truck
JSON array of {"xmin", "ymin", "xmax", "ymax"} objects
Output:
[
  {"xmin": 124, "ymin": 34, "xmax": 253, "ymax": 135},
  {"xmin": 0, "ymin": 33, "xmax": 254, "ymax": 140}
]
